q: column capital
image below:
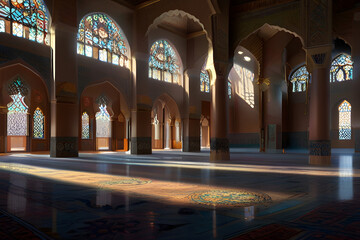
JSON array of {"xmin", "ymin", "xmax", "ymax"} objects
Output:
[{"xmin": 305, "ymin": 45, "xmax": 332, "ymax": 73}]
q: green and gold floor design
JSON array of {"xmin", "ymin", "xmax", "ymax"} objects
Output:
[{"xmin": 0, "ymin": 162, "xmax": 273, "ymax": 208}]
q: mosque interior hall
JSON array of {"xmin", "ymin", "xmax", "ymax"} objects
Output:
[{"xmin": 0, "ymin": 0, "xmax": 360, "ymax": 239}]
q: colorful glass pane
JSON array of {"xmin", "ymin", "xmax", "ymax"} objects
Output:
[
  {"xmin": 77, "ymin": 13, "xmax": 129, "ymax": 68},
  {"xmin": 339, "ymin": 100, "xmax": 351, "ymax": 140},
  {"xmin": 112, "ymin": 54, "xmax": 119, "ymax": 65},
  {"xmin": 290, "ymin": 65, "xmax": 309, "ymax": 92},
  {"xmin": 0, "ymin": 0, "xmax": 49, "ymax": 44},
  {"xmin": 228, "ymin": 81, "xmax": 232, "ymax": 99},
  {"xmin": 200, "ymin": 69, "xmax": 210, "ymax": 93},
  {"xmin": 29, "ymin": 28, "xmax": 36, "ymax": 41},
  {"xmin": 77, "ymin": 43, "xmax": 84, "ymax": 55},
  {"xmin": 7, "ymin": 92, "xmax": 28, "ymax": 136},
  {"xmin": 85, "ymin": 45, "xmax": 92, "ymax": 57},
  {"xmin": 96, "ymin": 105, "xmax": 111, "ymax": 138},
  {"xmin": 82, "ymin": 112, "xmax": 90, "ymax": 139},
  {"xmin": 12, "ymin": 22, "xmax": 22, "ymax": 37},
  {"xmin": 330, "ymin": 54, "xmax": 353, "ymax": 82},
  {"xmin": 99, "ymin": 49, "xmax": 107, "ymax": 62},
  {"xmin": 149, "ymin": 40, "xmax": 180, "ymax": 84},
  {"xmin": 0, "ymin": 19, "xmax": 5, "ymax": 32},
  {"xmin": 33, "ymin": 107, "xmax": 44, "ymax": 139}
]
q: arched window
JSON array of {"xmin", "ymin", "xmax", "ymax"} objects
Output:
[
  {"xmin": 33, "ymin": 107, "xmax": 44, "ymax": 139},
  {"xmin": 77, "ymin": 13, "xmax": 130, "ymax": 68},
  {"xmin": 7, "ymin": 92, "xmax": 28, "ymax": 136},
  {"xmin": 339, "ymin": 100, "xmax": 351, "ymax": 140},
  {"xmin": 149, "ymin": 40, "xmax": 181, "ymax": 84},
  {"xmin": 330, "ymin": 54, "xmax": 353, "ymax": 82},
  {"xmin": 200, "ymin": 61, "xmax": 210, "ymax": 92},
  {"xmin": 290, "ymin": 65, "xmax": 309, "ymax": 92},
  {"xmin": 0, "ymin": 0, "xmax": 50, "ymax": 45},
  {"xmin": 96, "ymin": 105, "xmax": 111, "ymax": 138},
  {"xmin": 82, "ymin": 112, "xmax": 90, "ymax": 139},
  {"xmin": 228, "ymin": 81, "xmax": 232, "ymax": 99}
]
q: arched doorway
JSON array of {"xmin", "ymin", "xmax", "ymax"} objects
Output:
[
  {"xmin": 80, "ymin": 82, "xmax": 130, "ymax": 152},
  {"xmin": 151, "ymin": 95, "xmax": 181, "ymax": 150},
  {"xmin": 200, "ymin": 116, "xmax": 210, "ymax": 148},
  {"xmin": 0, "ymin": 62, "xmax": 50, "ymax": 153}
]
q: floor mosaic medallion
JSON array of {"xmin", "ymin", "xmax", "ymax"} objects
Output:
[
  {"xmin": 97, "ymin": 178, "xmax": 152, "ymax": 188},
  {"xmin": 188, "ymin": 190, "xmax": 271, "ymax": 207}
]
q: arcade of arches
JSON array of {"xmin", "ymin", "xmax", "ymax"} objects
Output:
[
  {"xmin": 0, "ymin": 0, "xmax": 359, "ymax": 161},
  {"xmin": 2, "ymin": 0, "xmax": 360, "ymax": 239}
]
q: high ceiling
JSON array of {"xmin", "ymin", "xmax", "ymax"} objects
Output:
[{"xmin": 111, "ymin": 0, "xmax": 154, "ymax": 9}]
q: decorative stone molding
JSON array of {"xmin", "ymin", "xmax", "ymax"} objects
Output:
[
  {"xmin": 309, "ymin": 140, "xmax": 331, "ymax": 156},
  {"xmin": 183, "ymin": 136, "xmax": 200, "ymax": 152},
  {"xmin": 210, "ymin": 138, "xmax": 229, "ymax": 152},
  {"xmin": 50, "ymin": 137, "xmax": 78, "ymax": 157},
  {"xmin": 131, "ymin": 137, "xmax": 151, "ymax": 154}
]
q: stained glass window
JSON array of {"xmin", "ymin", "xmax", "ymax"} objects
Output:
[
  {"xmin": 96, "ymin": 105, "xmax": 111, "ymax": 138},
  {"xmin": 290, "ymin": 65, "xmax": 309, "ymax": 92},
  {"xmin": 339, "ymin": 100, "xmax": 351, "ymax": 140},
  {"xmin": 7, "ymin": 92, "xmax": 28, "ymax": 136},
  {"xmin": 228, "ymin": 81, "xmax": 232, "ymax": 99},
  {"xmin": 77, "ymin": 13, "xmax": 130, "ymax": 68},
  {"xmin": 0, "ymin": 19, "xmax": 4, "ymax": 32},
  {"xmin": 200, "ymin": 63, "xmax": 210, "ymax": 93},
  {"xmin": 330, "ymin": 54, "xmax": 353, "ymax": 82},
  {"xmin": 33, "ymin": 107, "xmax": 44, "ymax": 139},
  {"xmin": 229, "ymin": 64, "xmax": 255, "ymax": 107},
  {"xmin": 149, "ymin": 40, "xmax": 181, "ymax": 84},
  {"xmin": 0, "ymin": 0, "xmax": 50, "ymax": 44},
  {"xmin": 82, "ymin": 112, "xmax": 90, "ymax": 139}
]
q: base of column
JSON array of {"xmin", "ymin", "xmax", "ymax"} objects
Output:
[
  {"xmin": 131, "ymin": 137, "xmax": 151, "ymax": 154},
  {"xmin": 309, "ymin": 155, "xmax": 331, "ymax": 165},
  {"xmin": 0, "ymin": 135, "xmax": 5, "ymax": 153},
  {"xmin": 183, "ymin": 137, "xmax": 200, "ymax": 152},
  {"xmin": 50, "ymin": 137, "xmax": 78, "ymax": 158},
  {"xmin": 354, "ymin": 129, "xmax": 360, "ymax": 152},
  {"xmin": 210, "ymin": 138, "xmax": 230, "ymax": 161},
  {"xmin": 309, "ymin": 140, "xmax": 331, "ymax": 156}
]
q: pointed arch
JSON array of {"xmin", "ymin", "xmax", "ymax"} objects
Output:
[
  {"xmin": 77, "ymin": 13, "xmax": 131, "ymax": 68},
  {"xmin": 330, "ymin": 54, "xmax": 353, "ymax": 82},
  {"xmin": 33, "ymin": 107, "xmax": 45, "ymax": 139},
  {"xmin": 290, "ymin": 65, "xmax": 310, "ymax": 92},
  {"xmin": 148, "ymin": 39, "xmax": 182, "ymax": 85},
  {"xmin": 0, "ymin": 0, "xmax": 50, "ymax": 45},
  {"xmin": 339, "ymin": 100, "xmax": 351, "ymax": 140}
]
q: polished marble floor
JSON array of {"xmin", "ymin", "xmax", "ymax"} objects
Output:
[{"xmin": 0, "ymin": 149, "xmax": 359, "ymax": 239}]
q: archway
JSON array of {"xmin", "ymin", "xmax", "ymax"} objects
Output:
[
  {"xmin": 151, "ymin": 94, "xmax": 181, "ymax": 150},
  {"xmin": 0, "ymin": 62, "xmax": 50, "ymax": 153},
  {"xmin": 80, "ymin": 81, "xmax": 129, "ymax": 151}
]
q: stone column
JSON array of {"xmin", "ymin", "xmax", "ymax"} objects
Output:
[
  {"xmin": 0, "ymin": 106, "xmax": 7, "ymax": 153},
  {"xmin": 210, "ymin": 0, "xmax": 230, "ymax": 161},
  {"xmin": 182, "ymin": 117, "xmax": 201, "ymax": 152},
  {"xmin": 182, "ymin": 69, "xmax": 201, "ymax": 152},
  {"xmin": 352, "ymin": 12, "xmax": 360, "ymax": 152},
  {"xmin": 303, "ymin": 0, "xmax": 332, "ymax": 164},
  {"xmin": 309, "ymin": 51, "xmax": 331, "ymax": 156},
  {"xmin": 210, "ymin": 61, "xmax": 230, "ymax": 161},
  {"xmin": 307, "ymin": 49, "xmax": 332, "ymax": 161},
  {"xmin": 50, "ymin": 0, "xmax": 79, "ymax": 157},
  {"xmin": 131, "ymin": 106, "xmax": 152, "ymax": 154},
  {"xmin": 130, "ymin": 54, "xmax": 152, "ymax": 154}
]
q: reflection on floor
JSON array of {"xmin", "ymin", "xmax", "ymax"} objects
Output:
[{"xmin": 0, "ymin": 150, "xmax": 359, "ymax": 239}]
